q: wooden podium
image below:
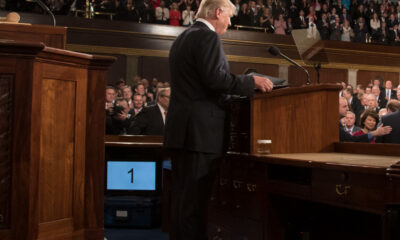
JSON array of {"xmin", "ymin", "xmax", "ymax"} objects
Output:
[
  {"xmin": 228, "ymin": 84, "xmax": 340, "ymax": 154},
  {"xmin": 0, "ymin": 23, "xmax": 66, "ymax": 49},
  {"xmin": 0, "ymin": 40, "xmax": 114, "ymax": 240}
]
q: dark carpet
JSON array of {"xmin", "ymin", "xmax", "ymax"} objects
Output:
[{"xmin": 105, "ymin": 228, "xmax": 169, "ymax": 240}]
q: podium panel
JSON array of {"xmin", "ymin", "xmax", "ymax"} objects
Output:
[{"xmin": 0, "ymin": 41, "xmax": 114, "ymax": 240}]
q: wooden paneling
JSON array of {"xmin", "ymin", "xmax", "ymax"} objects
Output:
[
  {"xmin": 288, "ymin": 66, "xmax": 348, "ymax": 86},
  {"xmin": 0, "ymin": 74, "xmax": 12, "ymax": 230},
  {"xmin": 357, "ymin": 70, "xmax": 399, "ymax": 88},
  {"xmin": 39, "ymin": 79, "xmax": 76, "ymax": 223},
  {"xmin": 37, "ymin": 62, "xmax": 87, "ymax": 238},
  {"xmin": 139, "ymin": 56, "xmax": 170, "ymax": 83}
]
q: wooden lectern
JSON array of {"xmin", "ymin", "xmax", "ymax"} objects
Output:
[
  {"xmin": 0, "ymin": 23, "xmax": 66, "ymax": 49},
  {"xmin": 0, "ymin": 40, "xmax": 114, "ymax": 240}
]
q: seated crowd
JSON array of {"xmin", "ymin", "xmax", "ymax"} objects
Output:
[
  {"xmin": 105, "ymin": 76, "xmax": 171, "ymax": 135},
  {"xmin": 6, "ymin": 0, "xmax": 400, "ymax": 44},
  {"xmin": 339, "ymin": 77, "xmax": 400, "ymax": 143}
]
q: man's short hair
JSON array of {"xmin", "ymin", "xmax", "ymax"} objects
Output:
[
  {"xmin": 106, "ymin": 86, "xmax": 116, "ymax": 91},
  {"xmin": 157, "ymin": 87, "xmax": 170, "ymax": 99},
  {"xmin": 133, "ymin": 93, "xmax": 143, "ymax": 98},
  {"xmin": 346, "ymin": 111, "xmax": 355, "ymax": 117},
  {"xmin": 134, "ymin": 82, "xmax": 144, "ymax": 89},
  {"xmin": 344, "ymin": 88, "xmax": 353, "ymax": 95},
  {"xmin": 196, "ymin": 0, "xmax": 236, "ymax": 19},
  {"xmin": 121, "ymin": 85, "xmax": 132, "ymax": 92},
  {"xmin": 386, "ymin": 99, "xmax": 400, "ymax": 112},
  {"xmin": 115, "ymin": 97, "xmax": 128, "ymax": 105}
]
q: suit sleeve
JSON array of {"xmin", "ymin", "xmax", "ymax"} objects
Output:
[
  {"xmin": 127, "ymin": 113, "xmax": 146, "ymax": 135},
  {"xmin": 195, "ymin": 31, "xmax": 255, "ymax": 97},
  {"xmin": 339, "ymin": 127, "xmax": 370, "ymax": 142}
]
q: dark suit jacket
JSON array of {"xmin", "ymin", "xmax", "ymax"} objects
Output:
[
  {"xmin": 339, "ymin": 124, "xmax": 370, "ymax": 142},
  {"xmin": 164, "ymin": 21, "xmax": 255, "ymax": 154},
  {"xmin": 127, "ymin": 104, "xmax": 165, "ymax": 135},
  {"xmin": 380, "ymin": 111, "xmax": 400, "ymax": 144}
]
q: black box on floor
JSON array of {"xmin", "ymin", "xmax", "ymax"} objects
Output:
[{"xmin": 105, "ymin": 196, "xmax": 161, "ymax": 228}]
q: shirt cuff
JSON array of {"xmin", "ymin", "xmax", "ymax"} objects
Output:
[{"xmin": 367, "ymin": 132, "xmax": 373, "ymax": 141}]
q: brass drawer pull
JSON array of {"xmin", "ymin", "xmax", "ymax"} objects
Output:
[
  {"xmin": 246, "ymin": 183, "xmax": 257, "ymax": 192},
  {"xmin": 336, "ymin": 184, "xmax": 351, "ymax": 196}
]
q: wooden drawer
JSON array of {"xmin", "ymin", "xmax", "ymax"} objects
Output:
[{"xmin": 312, "ymin": 168, "xmax": 386, "ymax": 212}]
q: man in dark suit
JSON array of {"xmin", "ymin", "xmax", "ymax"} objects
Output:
[
  {"xmin": 380, "ymin": 110, "xmax": 400, "ymax": 143},
  {"xmin": 164, "ymin": 0, "xmax": 273, "ymax": 238},
  {"xmin": 382, "ymin": 80, "xmax": 397, "ymax": 101},
  {"xmin": 128, "ymin": 88, "xmax": 170, "ymax": 135},
  {"xmin": 376, "ymin": 100, "xmax": 400, "ymax": 143},
  {"xmin": 342, "ymin": 88, "xmax": 362, "ymax": 124}
]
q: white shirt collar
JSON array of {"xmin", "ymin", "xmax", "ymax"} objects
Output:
[{"xmin": 196, "ymin": 18, "xmax": 215, "ymax": 32}]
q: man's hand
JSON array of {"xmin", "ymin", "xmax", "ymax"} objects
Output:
[
  {"xmin": 371, "ymin": 125, "xmax": 392, "ymax": 137},
  {"xmin": 254, "ymin": 76, "xmax": 273, "ymax": 93}
]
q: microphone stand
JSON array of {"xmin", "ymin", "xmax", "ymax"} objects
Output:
[
  {"xmin": 314, "ymin": 63, "xmax": 321, "ymax": 84},
  {"xmin": 279, "ymin": 51, "xmax": 311, "ymax": 85},
  {"xmin": 27, "ymin": 0, "xmax": 56, "ymax": 26}
]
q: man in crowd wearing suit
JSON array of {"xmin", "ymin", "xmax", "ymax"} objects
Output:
[
  {"xmin": 380, "ymin": 100, "xmax": 400, "ymax": 143},
  {"xmin": 343, "ymin": 111, "xmax": 361, "ymax": 135},
  {"xmin": 372, "ymin": 85, "xmax": 387, "ymax": 109},
  {"xmin": 105, "ymin": 98, "xmax": 134, "ymax": 135},
  {"xmin": 339, "ymin": 97, "xmax": 391, "ymax": 142},
  {"xmin": 128, "ymin": 88, "xmax": 170, "ymax": 135},
  {"xmin": 383, "ymin": 80, "xmax": 397, "ymax": 101},
  {"xmin": 342, "ymin": 88, "xmax": 362, "ymax": 124},
  {"xmin": 164, "ymin": 0, "xmax": 273, "ymax": 238},
  {"xmin": 131, "ymin": 93, "xmax": 144, "ymax": 116}
]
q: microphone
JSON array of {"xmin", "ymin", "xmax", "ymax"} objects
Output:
[
  {"xmin": 26, "ymin": 0, "xmax": 56, "ymax": 27},
  {"xmin": 268, "ymin": 46, "xmax": 310, "ymax": 85}
]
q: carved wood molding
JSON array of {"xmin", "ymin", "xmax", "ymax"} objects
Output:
[{"xmin": 0, "ymin": 74, "xmax": 13, "ymax": 229}]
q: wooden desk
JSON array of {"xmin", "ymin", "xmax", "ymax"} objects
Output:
[{"xmin": 206, "ymin": 144, "xmax": 400, "ymax": 240}]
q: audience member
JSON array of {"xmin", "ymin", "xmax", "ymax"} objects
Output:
[
  {"xmin": 182, "ymin": 5, "xmax": 195, "ymax": 26},
  {"xmin": 274, "ymin": 13, "xmax": 287, "ymax": 35},
  {"xmin": 134, "ymin": 82, "xmax": 146, "ymax": 95},
  {"xmin": 122, "ymin": 85, "xmax": 134, "ymax": 109},
  {"xmin": 105, "ymin": 86, "xmax": 116, "ymax": 115},
  {"xmin": 343, "ymin": 88, "xmax": 362, "ymax": 123},
  {"xmin": 379, "ymin": 108, "xmax": 388, "ymax": 117},
  {"xmin": 353, "ymin": 109, "xmax": 380, "ymax": 143},
  {"xmin": 128, "ymin": 88, "xmax": 170, "ymax": 135},
  {"xmin": 383, "ymin": 80, "xmax": 397, "ymax": 100},
  {"xmin": 106, "ymin": 98, "xmax": 134, "ymax": 134},
  {"xmin": 155, "ymin": 0, "xmax": 169, "ymax": 24},
  {"xmin": 169, "ymin": 2, "xmax": 181, "ymax": 26},
  {"xmin": 343, "ymin": 111, "xmax": 362, "ymax": 135},
  {"xmin": 132, "ymin": 93, "xmax": 144, "ymax": 116},
  {"xmin": 386, "ymin": 99, "xmax": 400, "ymax": 113},
  {"xmin": 372, "ymin": 85, "xmax": 387, "ymax": 109}
]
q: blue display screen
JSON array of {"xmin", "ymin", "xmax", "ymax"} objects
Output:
[{"xmin": 107, "ymin": 161, "xmax": 156, "ymax": 191}]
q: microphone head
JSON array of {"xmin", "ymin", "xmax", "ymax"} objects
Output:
[{"xmin": 268, "ymin": 46, "xmax": 280, "ymax": 56}]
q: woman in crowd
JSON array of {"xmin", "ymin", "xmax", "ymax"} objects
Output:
[
  {"xmin": 274, "ymin": 13, "xmax": 287, "ymax": 35},
  {"xmin": 370, "ymin": 12, "xmax": 381, "ymax": 41},
  {"xmin": 169, "ymin": 2, "xmax": 181, "ymax": 26},
  {"xmin": 353, "ymin": 109, "xmax": 380, "ymax": 143},
  {"xmin": 341, "ymin": 19, "xmax": 354, "ymax": 41},
  {"xmin": 182, "ymin": 4, "xmax": 194, "ymax": 26},
  {"xmin": 260, "ymin": 8, "xmax": 275, "ymax": 33}
]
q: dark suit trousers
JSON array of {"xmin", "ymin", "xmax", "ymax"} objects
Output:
[{"xmin": 170, "ymin": 150, "xmax": 221, "ymax": 240}]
